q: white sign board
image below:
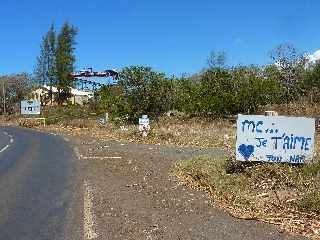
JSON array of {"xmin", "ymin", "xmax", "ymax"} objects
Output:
[
  {"xmin": 21, "ymin": 100, "xmax": 41, "ymax": 115},
  {"xmin": 139, "ymin": 115, "xmax": 150, "ymax": 131},
  {"xmin": 139, "ymin": 117, "xmax": 149, "ymax": 125},
  {"xmin": 236, "ymin": 115, "xmax": 315, "ymax": 164}
]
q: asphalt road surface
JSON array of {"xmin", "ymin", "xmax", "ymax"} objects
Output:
[{"xmin": 0, "ymin": 127, "xmax": 81, "ymax": 240}]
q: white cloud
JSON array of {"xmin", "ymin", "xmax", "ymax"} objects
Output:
[{"xmin": 307, "ymin": 49, "xmax": 320, "ymax": 64}]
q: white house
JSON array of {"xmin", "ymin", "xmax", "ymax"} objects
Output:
[{"xmin": 32, "ymin": 85, "xmax": 94, "ymax": 105}]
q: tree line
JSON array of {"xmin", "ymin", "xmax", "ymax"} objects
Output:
[
  {"xmin": 95, "ymin": 43, "xmax": 320, "ymax": 120},
  {"xmin": 3, "ymin": 23, "xmax": 320, "ymax": 118}
]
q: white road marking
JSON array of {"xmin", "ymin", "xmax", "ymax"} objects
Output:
[
  {"xmin": 63, "ymin": 137, "xmax": 70, "ymax": 142},
  {"xmin": 82, "ymin": 156, "xmax": 122, "ymax": 160},
  {"xmin": 0, "ymin": 145, "xmax": 10, "ymax": 153},
  {"xmin": 84, "ymin": 180, "xmax": 98, "ymax": 239},
  {"xmin": 0, "ymin": 131, "xmax": 14, "ymax": 154},
  {"xmin": 73, "ymin": 147, "xmax": 81, "ymax": 160}
]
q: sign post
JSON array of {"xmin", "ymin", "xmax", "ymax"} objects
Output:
[
  {"xmin": 20, "ymin": 100, "xmax": 45, "ymax": 126},
  {"xmin": 236, "ymin": 115, "xmax": 315, "ymax": 164},
  {"xmin": 139, "ymin": 115, "xmax": 150, "ymax": 137},
  {"xmin": 21, "ymin": 100, "xmax": 41, "ymax": 115}
]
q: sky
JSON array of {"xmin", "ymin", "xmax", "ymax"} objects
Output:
[{"xmin": 1, "ymin": 0, "xmax": 320, "ymax": 77}]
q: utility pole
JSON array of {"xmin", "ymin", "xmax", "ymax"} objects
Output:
[{"xmin": 2, "ymin": 81, "xmax": 5, "ymax": 115}]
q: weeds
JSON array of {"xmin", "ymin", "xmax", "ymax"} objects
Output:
[{"xmin": 175, "ymin": 156, "xmax": 320, "ymax": 239}]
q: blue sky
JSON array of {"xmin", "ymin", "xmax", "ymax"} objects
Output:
[{"xmin": 1, "ymin": 0, "xmax": 319, "ymax": 76}]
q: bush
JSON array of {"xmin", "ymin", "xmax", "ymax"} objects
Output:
[
  {"xmin": 95, "ymin": 85, "xmax": 130, "ymax": 119},
  {"xmin": 119, "ymin": 66, "xmax": 175, "ymax": 119},
  {"xmin": 198, "ymin": 67, "xmax": 281, "ymax": 115},
  {"xmin": 42, "ymin": 105, "xmax": 96, "ymax": 125}
]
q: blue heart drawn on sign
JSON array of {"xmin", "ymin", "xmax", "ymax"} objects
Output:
[{"xmin": 238, "ymin": 144, "xmax": 254, "ymax": 160}]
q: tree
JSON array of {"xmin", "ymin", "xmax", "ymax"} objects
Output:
[
  {"xmin": 174, "ymin": 77, "xmax": 201, "ymax": 113},
  {"xmin": 34, "ymin": 24, "xmax": 56, "ymax": 86},
  {"xmin": 207, "ymin": 51, "xmax": 227, "ymax": 69},
  {"xmin": 55, "ymin": 22, "xmax": 77, "ymax": 104},
  {"xmin": 0, "ymin": 74, "xmax": 32, "ymax": 114},
  {"xmin": 119, "ymin": 66, "xmax": 175, "ymax": 119},
  {"xmin": 34, "ymin": 37, "xmax": 47, "ymax": 86},
  {"xmin": 197, "ymin": 66, "xmax": 281, "ymax": 116},
  {"xmin": 199, "ymin": 68, "xmax": 235, "ymax": 115},
  {"xmin": 95, "ymin": 85, "xmax": 130, "ymax": 118},
  {"xmin": 46, "ymin": 25, "xmax": 56, "ymax": 103},
  {"xmin": 269, "ymin": 43, "xmax": 307, "ymax": 100},
  {"xmin": 34, "ymin": 24, "xmax": 56, "ymax": 104},
  {"xmin": 301, "ymin": 62, "xmax": 320, "ymax": 102}
]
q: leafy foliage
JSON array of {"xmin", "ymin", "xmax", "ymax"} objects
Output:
[
  {"xmin": 173, "ymin": 66, "xmax": 281, "ymax": 116},
  {"xmin": 0, "ymin": 74, "xmax": 33, "ymax": 114},
  {"xmin": 32, "ymin": 34, "xmax": 320, "ymax": 120},
  {"xmin": 301, "ymin": 62, "xmax": 320, "ymax": 102},
  {"xmin": 207, "ymin": 50, "xmax": 227, "ymax": 69},
  {"xmin": 94, "ymin": 54, "xmax": 320, "ymax": 119},
  {"xmin": 119, "ymin": 66, "xmax": 175, "ymax": 119},
  {"xmin": 95, "ymin": 85, "xmax": 130, "ymax": 119}
]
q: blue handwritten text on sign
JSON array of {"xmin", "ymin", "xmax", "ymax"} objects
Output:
[{"xmin": 236, "ymin": 115, "xmax": 315, "ymax": 164}]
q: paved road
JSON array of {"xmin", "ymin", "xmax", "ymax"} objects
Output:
[
  {"xmin": 0, "ymin": 127, "xmax": 309, "ymax": 240},
  {"xmin": 0, "ymin": 127, "xmax": 81, "ymax": 240}
]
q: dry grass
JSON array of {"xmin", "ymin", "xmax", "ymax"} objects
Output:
[
  {"xmin": 34, "ymin": 101, "xmax": 320, "ymax": 151},
  {"xmin": 32, "ymin": 116, "xmax": 236, "ymax": 151},
  {"xmin": 260, "ymin": 101, "xmax": 320, "ymax": 117},
  {"xmin": 175, "ymin": 156, "xmax": 320, "ymax": 239}
]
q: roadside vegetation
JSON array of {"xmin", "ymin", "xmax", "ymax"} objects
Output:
[
  {"xmin": 3, "ymin": 25, "xmax": 320, "ymax": 120},
  {"xmin": 2, "ymin": 23, "xmax": 320, "ymax": 239},
  {"xmin": 92, "ymin": 44, "xmax": 320, "ymax": 121},
  {"xmin": 175, "ymin": 155, "xmax": 320, "ymax": 239}
]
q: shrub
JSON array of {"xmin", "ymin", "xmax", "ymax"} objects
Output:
[
  {"xmin": 119, "ymin": 66, "xmax": 175, "ymax": 119},
  {"xmin": 95, "ymin": 85, "xmax": 130, "ymax": 119}
]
